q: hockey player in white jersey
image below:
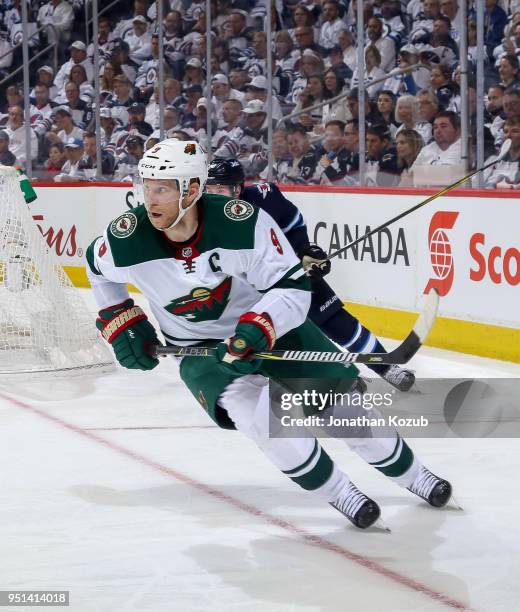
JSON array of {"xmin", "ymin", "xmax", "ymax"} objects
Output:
[{"xmin": 86, "ymin": 139, "xmax": 452, "ymax": 529}]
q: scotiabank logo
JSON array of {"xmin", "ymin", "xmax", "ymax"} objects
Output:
[
  {"xmin": 32, "ymin": 214, "xmax": 80, "ymax": 257},
  {"xmin": 424, "ymin": 211, "xmax": 459, "ymax": 296},
  {"xmin": 470, "ymin": 233, "xmax": 520, "ymax": 286}
]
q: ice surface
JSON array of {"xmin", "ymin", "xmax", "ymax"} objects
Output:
[{"xmin": 1, "ymin": 290, "xmax": 519, "ymax": 612}]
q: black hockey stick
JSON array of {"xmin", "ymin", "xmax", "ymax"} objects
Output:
[
  {"xmin": 150, "ymin": 289, "xmax": 439, "ymax": 365},
  {"xmin": 321, "ymin": 139, "xmax": 512, "ymax": 265}
]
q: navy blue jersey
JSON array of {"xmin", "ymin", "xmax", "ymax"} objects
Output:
[
  {"xmin": 239, "ymin": 181, "xmax": 390, "ymax": 366},
  {"xmin": 241, "ymin": 183, "xmax": 310, "ymax": 257},
  {"xmin": 241, "ymin": 182, "xmax": 344, "ymax": 323}
]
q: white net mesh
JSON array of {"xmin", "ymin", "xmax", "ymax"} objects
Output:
[{"xmin": 0, "ymin": 166, "xmax": 114, "ymax": 374}]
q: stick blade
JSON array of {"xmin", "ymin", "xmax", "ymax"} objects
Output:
[
  {"xmin": 414, "ymin": 288, "xmax": 440, "ymax": 343},
  {"xmin": 379, "ymin": 289, "xmax": 439, "ymax": 365}
]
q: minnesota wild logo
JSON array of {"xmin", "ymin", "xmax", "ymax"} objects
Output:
[
  {"xmin": 224, "ymin": 199, "xmax": 254, "ymax": 221},
  {"xmin": 165, "ymin": 277, "xmax": 232, "ymax": 321},
  {"xmin": 109, "ymin": 212, "xmax": 137, "ymax": 238}
]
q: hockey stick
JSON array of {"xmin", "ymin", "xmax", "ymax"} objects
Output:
[
  {"xmin": 150, "ymin": 289, "xmax": 439, "ymax": 364},
  {"xmin": 323, "ymin": 139, "xmax": 512, "ymax": 264}
]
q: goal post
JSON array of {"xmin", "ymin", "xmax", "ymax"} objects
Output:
[{"xmin": 0, "ymin": 165, "xmax": 114, "ymax": 375}]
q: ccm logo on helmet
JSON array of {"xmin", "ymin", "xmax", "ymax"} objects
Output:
[{"xmin": 140, "ymin": 164, "xmax": 157, "ymax": 168}]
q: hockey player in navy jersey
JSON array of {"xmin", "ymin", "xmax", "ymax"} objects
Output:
[{"xmin": 205, "ymin": 158, "xmax": 416, "ymax": 392}]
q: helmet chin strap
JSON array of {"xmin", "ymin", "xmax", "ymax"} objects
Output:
[
  {"xmin": 146, "ymin": 178, "xmax": 198, "ymax": 232},
  {"xmin": 158, "ymin": 197, "xmax": 196, "ymax": 231}
]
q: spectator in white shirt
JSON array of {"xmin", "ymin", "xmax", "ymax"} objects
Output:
[
  {"xmin": 288, "ymin": 4, "xmax": 318, "ymax": 46},
  {"xmin": 144, "ymin": 79, "xmax": 183, "ymax": 128},
  {"xmin": 240, "ymin": 31, "xmax": 268, "ymax": 78},
  {"xmin": 113, "ymin": 0, "xmax": 149, "ymax": 41},
  {"xmin": 211, "ymin": 73, "xmax": 245, "ymax": 120},
  {"xmin": 124, "ymin": 15, "xmax": 152, "ymax": 65},
  {"xmin": 37, "ymin": 0, "xmax": 74, "ymax": 47},
  {"xmin": 110, "ymin": 41, "xmax": 138, "ymax": 84},
  {"xmin": 0, "ymin": 29, "xmax": 13, "ymax": 75},
  {"xmin": 245, "ymin": 75, "xmax": 283, "ymax": 121},
  {"xmin": 221, "ymin": 10, "xmax": 252, "ymax": 52},
  {"xmin": 484, "ymin": 115, "xmax": 520, "ymax": 188},
  {"xmin": 87, "ymin": 16, "xmax": 115, "ymax": 63},
  {"xmin": 99, "ymin": 108, "xmax": 124, "ymax": 148},
  {"xmin": 410, "ymin": 0, "xmax": 441, "ymax": 40},
  {"xmin": 30, "ymin": 83, "xmax": 57, "ymax": 127},
  {"xmin": 395, "ymin": 95, "xmax": 424, "ymax": 142},
  {"xmin": 54, "ymin": 137, "xmax": 86, "ymax": 182},
  {"xmin": 381, "ymin": 0, "xmax": 407, "ymax": 36},
  {"xmin": 45, "ymin": 106, "xmax": 84, "ymax": 147},
  {"xmin": 162, "ymin": 10, "xmax": 185, "ymax": 60},
  {"xmin": 440, "ymin": 0, "xmax": 461, "ymax": 41},
  {"xmin": 213, "ymin": 98, "xmax": 244, "ymax": 151},
  {"xmin": 365, "ymin": 16, "xmax": 396, "ymax": 73},
  {"xmin": 274, "ymin": 30, "xmax": 299, "ymax": 80},
  {"xmin": 411, "ymin": 110, "xmax": 461, "ymax": 171},
  {"xmin": 319, "ymin": 1, "xmax": 346, "ymax": 51},
  {"xmin": 7, "ymin": 0, "xmax": 38, "ymax": 50},
  {"xmin": 68, "ymin": 64, "xmax": 95, "ymax": 106},
  {"xmin": 337, "ymin": 29, "xmax": 357, "ymax": 73},
  {"xmin": 4, "ymin": 106, "xmax": 38, "ymax": 163},
  {"xmin": 183, "ymin": 57, "xmax": 205, "ymax": 87},
  {"xmin": 415, "ymin": 89, "xmax": 440, "ymax": 144},
  {"xmin": 31, "ymin": 66, "xmax": 59, "ymax": 101},
  {"xmin": 351, "ymin": 45, "xmax": 387, "ymax": 99},
  {"xmin": 54, "ymin": 41, "xmax": 94, "ymax": 91}
]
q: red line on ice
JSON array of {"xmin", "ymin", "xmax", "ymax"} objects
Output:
[{"xmin": 3, "ymin": 392, "xmax": 471, "ymax": 611}]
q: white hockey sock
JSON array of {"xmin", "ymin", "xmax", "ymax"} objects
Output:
[
  {"xmin": 350, "ymin": 434, "xmax": 422, "ymax": 488},
  {"xmin": 324, "ymin": 398, "xmax": 418, "ymax": 485},
  {"xmin": 390, "ymin": 456, "xmax": 422, "ymax": 488},
  {"xmin": 220, "ymin": 376, "xmax": 344, "ymax": 493},
  {"xmin": 311, "ymin": 464, "xmax": 351, "ymax": 502}
]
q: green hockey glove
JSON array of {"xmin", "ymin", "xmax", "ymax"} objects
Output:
[
  {"xmin": 217, "ymin": 311, "xmax": 276, "ymax": 374},
  {"xmin": 96, "ymin": 299, "xmax": 159, "ymax": 370}
]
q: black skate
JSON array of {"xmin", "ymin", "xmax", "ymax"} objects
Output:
[
  {"xmin": 382, "ymin": 365, "xmax": 416, "ymax": 392},
  {"xmin": 330, "ymin": 482, "xmax": 381, "ymax": 529},
  {"xmin": 408, "ymin": 466, "xmax": 452, "ymax": 508}
]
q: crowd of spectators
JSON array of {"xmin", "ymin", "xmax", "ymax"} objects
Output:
[{"xmin": 0, "ymin": 0, "xmax": 520, "ymax": 188}]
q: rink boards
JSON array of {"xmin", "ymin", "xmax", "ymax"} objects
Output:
[{"xmin": 28, "ymin": 183, "xmax": 520, "ymax": 363}]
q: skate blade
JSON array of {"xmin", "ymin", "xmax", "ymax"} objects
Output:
[
  {"xmin": 448, "ymin": 495, "xmax": 463, "ymax": 511},
  {"xmin": 371, "ymin": 517, "xmax": 391, "ymax": 533}
]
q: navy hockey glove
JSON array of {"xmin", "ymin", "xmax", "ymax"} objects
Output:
[
  {"xmin": 217, "ymin": 311, "xmax": 276, "ymax": 374},
  {"xmin": 96, "ymin": 299, "xmax": 159, "ymax": 370},
  {"xmin": 300, "ymin": 244, "xmax": 331, "ymax": 278}
]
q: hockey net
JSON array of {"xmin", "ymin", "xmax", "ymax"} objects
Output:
[{"xmin": 0, "ymin": 165, "xmax": 114, "ymax": 375}]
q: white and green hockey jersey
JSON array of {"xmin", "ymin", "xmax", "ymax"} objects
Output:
[{"xmin": 86, "ymin": 194, "xmax": 312, "ymax": 345}]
